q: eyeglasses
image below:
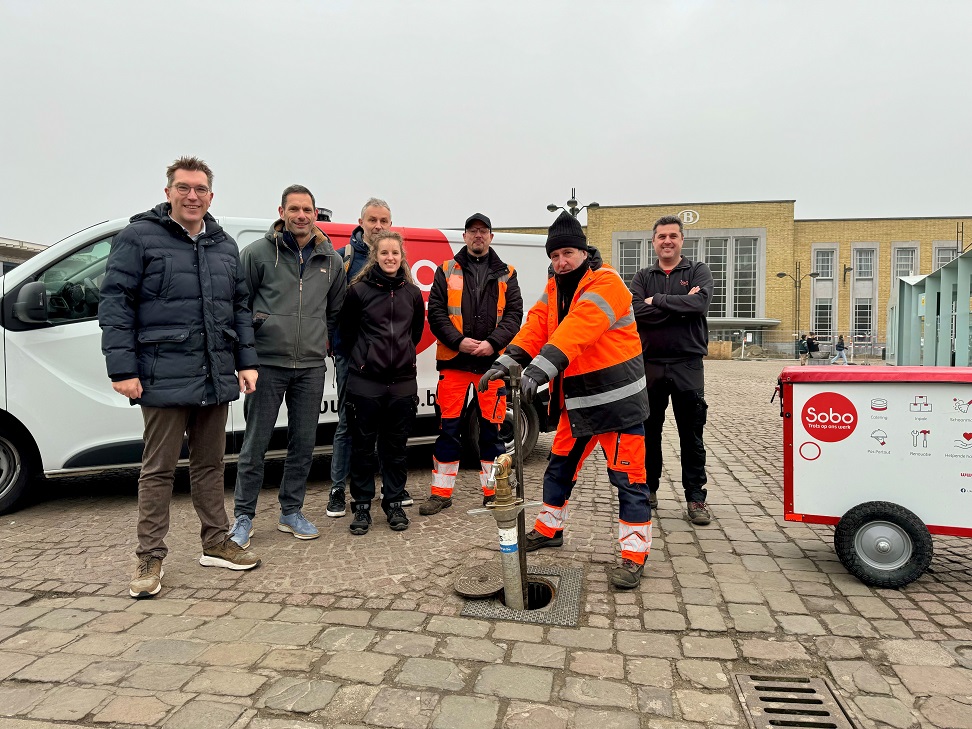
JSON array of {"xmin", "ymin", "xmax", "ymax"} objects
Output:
[
  {"xmin": 172, "ymin": 183, "xmax": 211, "ymax": 196},
  {"xmin": 466, "ymin": 227, "xmax": 491, "ymax": 236}
]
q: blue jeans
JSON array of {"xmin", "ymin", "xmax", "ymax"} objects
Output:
[
  {"xmin": 830, "ymin": 350, "xmax": 848, "ymax": 364},
  {"xmin": 234, "ymin": 364, "xmax": 327, "ymax": 518},
  {"xmin": 330, "ymin": 352, "xmax": 352, "ymax": 493}
]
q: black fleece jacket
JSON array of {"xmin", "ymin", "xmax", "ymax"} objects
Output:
[
  {"xmin": 630, "ymin": 257, "xmax": 712, "ymax": 361},
  {"xmin": 427, "ymin": 247, "xmax": 523, "ymax": 374},
  {"xmin": 339, "ymin": 266, "xmax": 425, "ymax": 385}
]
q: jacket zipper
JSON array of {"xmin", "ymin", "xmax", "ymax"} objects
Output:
[
  {"xmin": 150, "ymin": 345, "xmax": 160, "ymax": 384},
  {"xmin": 293, "ymin": 246, "xmax": 303, "ymax": 367},
  {"xmin": 491, "ymin": 396, "xmax": 501, "ymax": 421}
]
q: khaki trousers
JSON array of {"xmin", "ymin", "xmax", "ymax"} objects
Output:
[{"xmin": 137, "ymin": 404, "xmax": 230, "ymax": 559}]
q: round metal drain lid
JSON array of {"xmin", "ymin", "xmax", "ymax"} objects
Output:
[{"xmin": 455, "ymin": 563, "xmax": 503, "ymax": 598}]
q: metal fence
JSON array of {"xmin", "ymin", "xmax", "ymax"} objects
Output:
[{"xmin": 712, "ymin": 331, "xmax": 886, "ymax": 363}]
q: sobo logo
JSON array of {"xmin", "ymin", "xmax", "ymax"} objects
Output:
[{"xmin": 801, "ymin": 392, "xmax": 858, "ymax": 442}]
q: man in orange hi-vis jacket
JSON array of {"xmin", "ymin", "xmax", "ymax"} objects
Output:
[{"xmin": 480, "ymin": 211, "xmax": 652, "ymax": 589}]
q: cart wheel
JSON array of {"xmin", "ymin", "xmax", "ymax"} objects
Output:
[{"xmin": 833, "ymin": 501, "xmax": 933, "ymax": 589}]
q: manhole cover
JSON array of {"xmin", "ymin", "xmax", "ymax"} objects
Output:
[
  {"xmin": 732, "ymin": 674, "xmax": 859, "ymax": 729},
  {"xmin": 454, "ymin": 563, "xmax": 503, "ymax": 598},
  {"xmin": 461, "ymin": 564, "xmax": 582, "ymax": 626},
  {"xmin": 943, "ymin": 641, "xmax": 972, "ymax": 670}
]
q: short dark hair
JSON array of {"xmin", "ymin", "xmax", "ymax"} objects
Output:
[
  {"xmin": 166, "ymin": 156, "xmax": 214, "ymax": 188},
  {"xmin": 281, "ymin": 184, "xmax": 316, "ymax": 210},
  {"xmin": 652, "ymin": 215, "xmax": 683, "ymax": 237}
]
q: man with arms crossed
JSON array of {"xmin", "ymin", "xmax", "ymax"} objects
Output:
[
  {"xmin": 630, "ymin": 215, "xmax": 714, "ymax": 526},
  {"xmin": 229, "ymin": 185, "xmax": 346, "ymax": 548},
  {"xmin": 100, "ymin": 156, "xmax": 261, "ymax": 599},
  {"xmin": 327, "ymin": 198, "xmax": 411, "ymax": 517}
]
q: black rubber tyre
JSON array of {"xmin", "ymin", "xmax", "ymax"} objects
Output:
[
  {"xmin": 460, "ymin": 401, "xmax": 540, "ymax": 467},
  {"xmin": 0, "ymin": 431, "xmax": 32, "ymax": 515},
  {"xmin": 834, "ymin": 501, "xmax": 933, "ymax": 589}
]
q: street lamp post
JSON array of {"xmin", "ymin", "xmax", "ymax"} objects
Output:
[
  {"xmin": 777, "ymin": 261, "xmax": 819, "ymax": 347},
  {"xmin": 547, "ymin": 188, "xmax": 599, "ymax": 218}
]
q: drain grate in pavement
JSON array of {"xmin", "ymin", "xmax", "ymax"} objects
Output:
[
  {"xmin": 732, "ymin": 674, "xmax": 859, "ymax": 729},
  {"xmin": 460, "ymin": 564, "xmax": 582, "ymax": 626}
]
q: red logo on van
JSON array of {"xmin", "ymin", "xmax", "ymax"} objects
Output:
[{"xmin": 801, "ymin": 392, "xmax": 858, "ymax": 442}]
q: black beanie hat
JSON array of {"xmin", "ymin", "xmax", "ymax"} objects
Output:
[{"xmin": 545, "ymin": 211, "xmax": 587, "ymax": 257}]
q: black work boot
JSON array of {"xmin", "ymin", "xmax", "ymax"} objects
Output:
[
  {"xmin": 483, "ymin": 493, "xmax": 496, "ymax": 507},
  {"xmin": 523, "ymin": 529, "xmax": 564, "ymax": 552},
  {"xmin": 419, "ymin": 494, "xmax": 452, "ymax": 516},
  {"xmin": 610, "ymin": 558, "xmax": 644, "ymax": 589},
  {"xmin": 349, "ymin": 503, "xmax": 372, "ymax": 535},
  {"xmin": 648, "ymin": 489, "xmax": 659, "ymax": 510},
  {"xmin": 386, "ymin": 503, "xmax": 410, "ymax": 532}
]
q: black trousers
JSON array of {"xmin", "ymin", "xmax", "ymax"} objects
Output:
[
  {"xmin": 643, "ymin": 360, "xmax": 708, "ymax": 503},
  {"xmin": 347, "ymin": 391, "xmax": 417, "ymax": 513}
]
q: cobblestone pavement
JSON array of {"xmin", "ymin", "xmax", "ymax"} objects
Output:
[{"xmin": 1, "ymin": 360, "xmax": 971, "ymax": 729}]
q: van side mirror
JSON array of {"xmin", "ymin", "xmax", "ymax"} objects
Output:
[{"xmin": 13, "ymin": 281, "xmax": 49, "ymax": 324}]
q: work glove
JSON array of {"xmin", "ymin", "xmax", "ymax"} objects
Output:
[
  {"xmin": 520, "ymin": 374, "xmax": 539, "ymax": 403},
  {"xmin": 478, "ymin": 363, "xmax": 509, "ymax": 392}
]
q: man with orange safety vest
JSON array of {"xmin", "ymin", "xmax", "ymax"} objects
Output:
[
  {"xmin": 419, "ymin": 213, "xmax": 523, "ymax": 516},
  {"xmin": 480, "ymin": 211, "xmax": 652, "ymax": 589}
]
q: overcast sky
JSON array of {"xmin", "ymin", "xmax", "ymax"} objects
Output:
[{"xmin": 1, "ymin": 0, "xmax": 969, "ymax": 244}]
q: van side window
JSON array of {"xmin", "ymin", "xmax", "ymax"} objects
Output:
[{"xmin": 38, "ymin": 237, "xmax": 114, "ymax": 324}]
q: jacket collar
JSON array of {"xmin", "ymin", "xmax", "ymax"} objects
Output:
[
  {"xmin": 266, "ymin": 219, "xmax": 335, "ymax": 257},
  {"xmin": 135, "ymin": 203, "xmax": 222, "ymax": 243},
  {"xmin": 454, "ymin": 246, "xmax": 508, "ymax": 273}
]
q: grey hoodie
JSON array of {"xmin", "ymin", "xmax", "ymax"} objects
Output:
[{"xmin": 241, "ymin": 220, "xmax": 346, "ymax": 369}]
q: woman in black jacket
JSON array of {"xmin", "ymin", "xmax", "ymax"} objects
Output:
[{"xmin": 338, "ymin": 231, "xmax": 425, "ymax": 535}]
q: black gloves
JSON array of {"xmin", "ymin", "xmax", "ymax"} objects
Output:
[
  {"xmin": 478, "ymin": 364, "xmax": 509, "ymax": 393},
  {"xmin": 520, "ymin": 374, "xmax": 538, "ymax": 403}
]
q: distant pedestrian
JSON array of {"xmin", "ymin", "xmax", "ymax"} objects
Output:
[
  {"xmin": 339, "ymin": 231, "xmax": 425, "ymax": 535},
  {"xmin": 229, "ymin": 185, "xmax": 346, "ymax": 550},
  {"xmin": 798, "ymin": 335, "xmax": 809, "ymax": 366},
  {"xmin": 100, "ymin": 156, "xmax": 261, "ymax": 599},
  {"xmin": 830, "ymin": 334, "xmax": 848, "ymax": 365},
  {"xmin": 806, "ymin": 332, "xmax": 819, "ymax": 359}
]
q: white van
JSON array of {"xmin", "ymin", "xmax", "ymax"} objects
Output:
[{"xmin": 0, "ymin": 218, "xmax": 553, "ymax": 513}]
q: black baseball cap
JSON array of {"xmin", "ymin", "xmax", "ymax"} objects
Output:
[{"xmin": 464, "ymin": 213, "xmax": 492, "ymax": 230}]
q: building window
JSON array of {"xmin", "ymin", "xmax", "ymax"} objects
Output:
[
  {"xmin": 853, "ymin": 298, "xmax": 872, "ymax": 341},
  {"xmin": 935, "ymin": 246, "xmax": 958, "ymax": 270},
  {"xmin": 683, "ymin": 238, "xmax": 700, "ymax": 262},
  {"xmin": 617, "ymin": 239, "xmax": 642, "ymax": 285},
  {"xmin": 854, "ymin": 249, "xmax": 874, "ymax": 279},
  {"xmin": 894, "ymin": 248, "xmax": 917, "ymax": 278},
  {"xmin": 704, "ymin": 238, "xmax": 728, "ymax": 318},
  {"xmin": 813, "ymin": 299, "xmax": 833, "ymax": 339},
  {"xmin": 732, "ymin": 237, "xmax": 758, "ymax": 319},
  {"xmin": 814, "ymin": 250, "xmax": 834, "ymax": 279}
]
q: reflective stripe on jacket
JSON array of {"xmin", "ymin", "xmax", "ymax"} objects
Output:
[{"xmin": 499, "ymin": 263, "xmax": 649, "ymax": 439}]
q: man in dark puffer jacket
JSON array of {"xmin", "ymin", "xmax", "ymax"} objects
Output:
[{"xmin": 100, "ymin": 156, "xmax": 261, "ymax": 600}]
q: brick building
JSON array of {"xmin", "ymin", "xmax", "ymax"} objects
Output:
[
  {"xmin": 503, "ymin": 200, "xmax": 968, "ymax": 355},
  {"xmin": 0, "ymin": 236, "xmax": 46, "ymax": 275}
]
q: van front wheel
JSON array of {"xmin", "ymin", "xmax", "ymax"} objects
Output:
[{"xmin": 0, "ymin": 433, "xmax": 31, "ymax": 514}]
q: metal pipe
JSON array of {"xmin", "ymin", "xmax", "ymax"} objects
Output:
[
  {"xmin": 487, "ymin": 453, "xmax": 527, "ymax": 610},
  {"xmin": 508, "ymin": 364, "xmax": 529, "ymax": 608}
]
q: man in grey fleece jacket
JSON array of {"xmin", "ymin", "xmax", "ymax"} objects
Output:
[{"xmin": 229, "ymin": 185, "xmax": 346, "ymax": 549}]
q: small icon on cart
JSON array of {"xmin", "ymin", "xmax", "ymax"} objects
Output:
[
  {"xmin": 954, "ymin": 433, "xmax": 972, "ymax": 449},
  {"xmin": 798, "ymin": 442, "xmax": 821, "ymax": 461},
  {"xmin": 909, "ymin": 396, "xmax": 932, "ymax": 413},
  {"xmin": 870, "ymin": 429, "xmax": 888, "ymax": 446},
  {"xmin": 953, "ymin": 398, "xmax": 972, "ymax": 414},
  {"xmin": 911, "ymin": 429, "xmax": 930, "ymax": 448},
  {"xmin": 870, "ymin": 398, "xmax": 888, "ymax": 411}
]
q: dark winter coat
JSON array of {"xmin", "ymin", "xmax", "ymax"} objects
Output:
[
  {"xmin": 630, "ymin": 257, "xmax": 712, "ymax": 361},
  {"xmin": 242, "ymin": 221, "xmax": 346, "ymax": 369},
  {"xmin": 427, "ymin": 247, "xmax": 523, "ymax": 374},
  {"xmin": 339, "ymin": 266, "xmax": 425, "ymax": 386},
  {"xmin": 332, "ymin": 226, "xmax": 371, "ymax": 356},
  {"xmin": 99, "ymin": 203, "xmax": 258, "ymax": 408}
]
